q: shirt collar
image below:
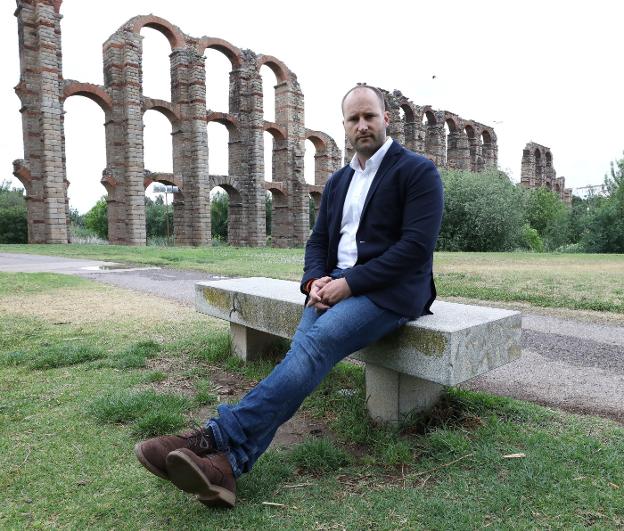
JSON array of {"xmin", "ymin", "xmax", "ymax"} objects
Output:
[{"xmin": 349, "ymin": 136, "xmax": 393, "ymax": 172}]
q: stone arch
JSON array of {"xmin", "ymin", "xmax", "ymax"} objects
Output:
[
  {"xmin": 127, "ymin": 15, "xmax": 186, "ymax": 50},
  {"xmin": 207, "ymin": 112, "xmax": 241, "ymax": 139},
  {"xmin": 197, "ymin": 37, "xmax": 242, "ymax": 69},
  {"xmin": 256, "ymin": 55, "xmax": 291, "ymax": 83},
  {"xmin": 305, "ymin": 131, "xmax": 329, "ymax": 186},
  {"xmin": 210, "ymin": 181, "xmax": 243, "ymax": 245},
  {"xmin": 143, "ymin": 98, "xmax": 181, "ymax": 128},
  {"xmin": 63, "ymin": 81, "xmax": 112, "ymax": 116}
]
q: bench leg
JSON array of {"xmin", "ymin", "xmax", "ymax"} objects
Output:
[
  {"xmin": 365, "ymin": 364, "xmax": 444, "ymax": 424},
  {"xmin": 230, "ymin": 323, "xmax": 280, "ymax": 362}
]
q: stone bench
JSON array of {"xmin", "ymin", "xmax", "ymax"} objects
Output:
[{"xmin": 195, "ymin": 277, "xmax": 522, "ymax": 423}]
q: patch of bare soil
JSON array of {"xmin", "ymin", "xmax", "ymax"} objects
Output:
[{"xmin": 143, "ymin": 353, "xmax": 332, "ymax": 450}]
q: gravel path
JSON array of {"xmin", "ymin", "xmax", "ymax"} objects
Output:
[{"xmin": 2, "ymin": 252, "xmax": 623, "ymax": 424}]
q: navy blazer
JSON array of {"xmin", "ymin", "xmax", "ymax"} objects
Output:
[{"xmin": 301, "ymin": 140, "xmax": 444, "ymax": 319}]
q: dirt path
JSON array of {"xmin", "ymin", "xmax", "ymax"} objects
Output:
[{"xmin": 2, "ymin": 252, "xmax": 623, "ymax": 424}]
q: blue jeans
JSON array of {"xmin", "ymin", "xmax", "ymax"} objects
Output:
[{"xmin": 206, "ymin": 271, "xmax": 409, "ymax": 477}]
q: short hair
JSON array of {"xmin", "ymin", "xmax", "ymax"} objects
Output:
[{"xmin": 341, "ymin": 83, "xmax": 386, "ymax": 114}]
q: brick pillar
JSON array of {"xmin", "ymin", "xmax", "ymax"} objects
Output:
[
  {"xmin": 482, "ymin": 131, "xmax": 497, "ymax": 169},
  {"xmin": 467, "ymin": 133, "xmax": 483, "ymax": 172},
  {"xmin": 383, "ymin": 92, "xmax": 404, "ymax": 145},
  {"xmin": 102, "ymin": 30, "xmax": 146, "ymax": 245},
  {"xmin": 275, "ymin": 77, "xmax": 308, "ymax": 246},
  {"xmin": 425, "ymin": 111, "xmax": 446, "ymax": 167},
  {"xmin": 170, "ymin": 47, "xmax": 210, "ymax": 245},
  {"xmin": 14, "ymin": 0, "xmax": 68, "ymax": 243},
  {"xmin": 520, "ymin": 148, "xmax": 535, "ymax": 188},
  {"xmin": 447, "ymin": 129, "xmax": 470, "ymax": 170},
  {"xmin": 227, "ymin": 51, "xmax": 265, "ymax": 246}
]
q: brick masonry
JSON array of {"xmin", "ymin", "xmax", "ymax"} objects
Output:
[
  {"xmin": 520, "ymin": 142, "xmax": 572, "ymax": 204},
  {"xmin": 13, "ymin": 1, "xmax": 500, "ymax": 246}
]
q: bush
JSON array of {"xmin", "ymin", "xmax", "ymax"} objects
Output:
[
  {"xmin": 581, "ymin": 155, "xmax": 624, "ymax": 253},
  {"xmin": 211, "ymin": 191, "xmax": 228, "ymax": 241},
  {"xmin": 145, "ymin": 196, "xmax": 173, "ymax": 240},
  {"xmin": 524, "ymin": 187, "xmax": 570, "ymax": 250},
  {"xmin": 521, "ymin": 224, "xmax": 544, "ymax": 252},
  {"xmin": 84, "ymin": 197, "xmax": 108, "ymax": 240},
  {"xmin": 438, "ymin": 170, "xmax": 525, "ymax": 251},
  {"xmin": 0, "ymin": 181, "xmax": 28, "ymax": 243}
]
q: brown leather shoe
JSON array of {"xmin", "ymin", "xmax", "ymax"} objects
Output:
[
  {"xmin": 134, "ymin": 427, "xmax": 215, "ymax": 480},
  {"xmin": 166, "ymin": 448, "xmax": 236, "ymax": 508}
]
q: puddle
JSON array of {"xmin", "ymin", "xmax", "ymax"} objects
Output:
[{"xmin": 82, "ymin": 264, "xmax": 161, "ymax": 273}]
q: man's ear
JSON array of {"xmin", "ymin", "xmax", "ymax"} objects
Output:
[{"xmin": 383, "ymin": 111, "xmax": 390, "ymax": 126}]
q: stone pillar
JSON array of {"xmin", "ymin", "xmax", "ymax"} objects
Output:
[
  {"xmin": 170, "ymin": 46, "xmax": 210, "ymax": 245},
  {"xmin": 365, "ymin": 364, "xmax": 444, "ymax": 424},
  {"xmin": 229, "ymin": 51, "xmax": 266, "ymax": 246},
  {"xmin": 520, "ymin": 148, "xmax": 535, "ymax": 188},
  {"xmin": 425, "ymin": 112, "xmax": 446, "ymax": 167},
  {"xmin": 446, "ymin": 129, "xmax": 470, "ymax": 170},
  {"xmin": 482, "ymin": 132, "xmax": 498, "ymax": 169},
  {"xmin": 102, "ymin": 30, "xmax": 146, "ymax": 244},
  {"xmin": 13, "ymin": 0, "xmax": 68, "ymax": 244},
  {"xmin": 467, "ymin": 133, "xmax": 483, "ymax": 172},
  {"xmin": 275, "ymin": 77, "xmax": 308, "ymax": 246},
  {"xmin": 230, "ymin": 323, "xmax": 279, "ymax": 361}
]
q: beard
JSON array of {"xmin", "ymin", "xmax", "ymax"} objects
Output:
[{"xmin": 353, "ymin": 134, "xmax": 384, "ymax": 158}]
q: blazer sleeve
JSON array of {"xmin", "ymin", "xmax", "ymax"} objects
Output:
[
  {"xmin": 300, "ymin": 175, "xmax": 332, "ymax": 293},
  {"xmin": 344, "ymin": 158, "xmax": 443, "ymax": 295}
]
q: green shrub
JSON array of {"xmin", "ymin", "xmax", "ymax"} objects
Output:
[
  {"xmin": 438, "ymin": 170, "xmax": 525, "ymax": 251},
  {"xmin": 0, "ymin": 181, "xmax": 28, "ymax": 243},
  {"xmin": 521, "ymin": 224, "xmax": 544, "ymax": 252},
  {"xmin": 84, "ymin": 197, "xmax": 108, "ymax": 240}
]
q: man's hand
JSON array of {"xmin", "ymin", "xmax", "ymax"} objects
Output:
[
  {"xmin": 317, "ymin": 277, "xmax": 352, "ymax": 307},
  {"xmin": 306, "ymin": 276, "xmax": 332, "ymax": 309}
]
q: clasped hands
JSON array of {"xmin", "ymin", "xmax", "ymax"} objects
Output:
[{"xmin": 306, "ymin": 276, "xmax": 352, "ymax": 310}]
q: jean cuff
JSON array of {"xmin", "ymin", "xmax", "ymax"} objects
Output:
[{"xmin": 205, "ymin": 419, "xmax": 243, "ymax": 478}]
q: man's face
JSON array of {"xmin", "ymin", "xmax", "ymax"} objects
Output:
[{"xmin": 342, "ymin": 88, "xmax": 389, "ymax": 161}]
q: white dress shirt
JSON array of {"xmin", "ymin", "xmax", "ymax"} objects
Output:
[{"xmin": 336, "ymin": 137, "xmax": 393, "ymax": 269}]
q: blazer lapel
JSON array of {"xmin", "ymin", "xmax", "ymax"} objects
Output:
[{"xmin": 359, "ymin": 141, "xmax": 403, "ymax": 220}]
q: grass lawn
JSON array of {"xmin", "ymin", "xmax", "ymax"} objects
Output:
[
  {"xmin": 1, "ymin": 273, "xmax": 623, "ymax": 529},
  {"xmin": 1, "ymin": 244, "xmax": 624, "ymax": 313}
]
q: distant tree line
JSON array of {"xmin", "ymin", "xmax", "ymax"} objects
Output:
[{"xmin": 1, "ymin": 153, "xmax": 623, "ymax": 252}]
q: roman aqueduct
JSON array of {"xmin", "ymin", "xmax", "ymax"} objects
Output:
[{"xmin": 14, "ymin": 0, "xmax": 504, "ymax": 246}]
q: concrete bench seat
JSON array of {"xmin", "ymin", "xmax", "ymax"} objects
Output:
[{"xmin": 195, "ymin": 277, "xmax": 522, "ymax": 423}]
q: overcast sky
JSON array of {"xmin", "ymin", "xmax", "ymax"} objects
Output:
[{"xmin": 2, "ymin": 0, "xmax": 623, "ymax": 213}]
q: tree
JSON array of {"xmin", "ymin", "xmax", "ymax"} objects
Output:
[
  {"xmin": 0, "ymin": 181, "xmax": 28, "ymax": 244},
  {"xmin": 145, "ymin": 196, "xmax": 173, "ymax": 239},
  {"xmin": 84, "ymin": 197, "xmax": 108, "ymax": 239},
  {"xmin": 581, "ymin": 155, "xmax": 624, "ymax": 253},
  {"xmin": 524, "ymin": 187, "xmax": 570, "ymax": 250},
  {"xmin": 437, "ymin": 170, "xmax": 525, "ymax": 251},
  {"xmin": 211, "ymin": 192, "xmax": 228, "ymax": 241}
]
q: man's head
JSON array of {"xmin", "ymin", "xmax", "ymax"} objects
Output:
[{"xmin": 342, "ymin": 84, "xmax": 389, "ymax": 163}]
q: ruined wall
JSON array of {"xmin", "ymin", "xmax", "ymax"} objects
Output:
[
  {"xmin": 13, "ymin": 0, "xmax": 341, "ymax": 246},
  {"xmin": 14, "ymin": 2, "xmax": 499, "ymax": 247},
  {"xmin": 520, "ymin": 142, "xmax": 572, "ymax": 204},
  {"xmin": 344, "ymin": 89, "xmax": 498, "ymax": 173}
]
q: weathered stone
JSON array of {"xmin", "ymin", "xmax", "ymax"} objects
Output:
[
  {"xmin": 521, "ymin": 142, "xmax": 572, "ymax": 204},
  {"xmin": 14, "ymin": 2, "xmax": 500, "ymax": 247},
  {"xmin": 195, "ymin": 277, "xmax": 522, "ymax": 421}
]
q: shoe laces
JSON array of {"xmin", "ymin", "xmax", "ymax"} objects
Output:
[{"xmin": 185, "ymin": 422, "xmax": 214, "ymax": 452}]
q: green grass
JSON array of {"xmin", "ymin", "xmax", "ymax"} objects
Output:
[
  {"xmin": 1, "ymin": 244, "xmax": 623, "ymax": 313},
  {"xmin": 1, "ymin": 272, "xmax": 623, "ymax": 528}
]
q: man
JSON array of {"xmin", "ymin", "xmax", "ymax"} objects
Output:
[{"xmin": 135, "ymin": 84, "xmax": 444, "ymax": 508}]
